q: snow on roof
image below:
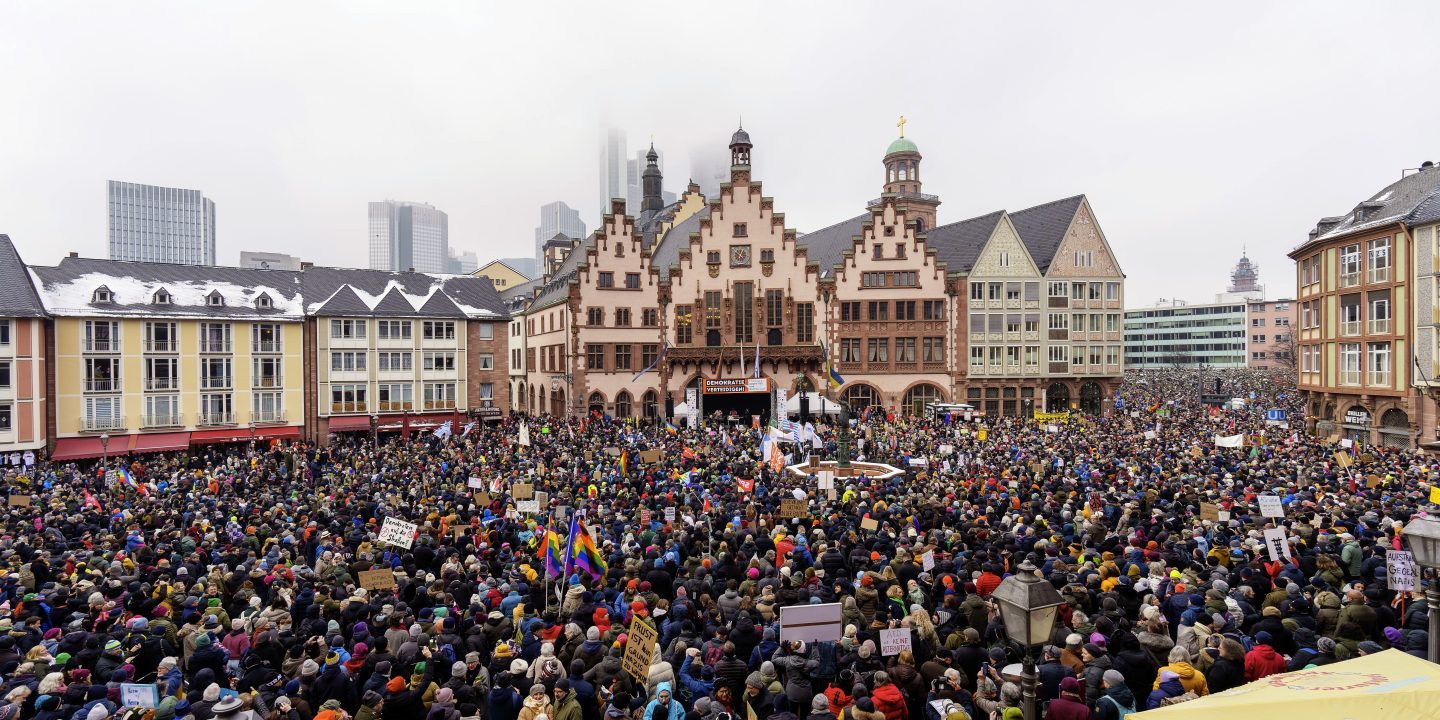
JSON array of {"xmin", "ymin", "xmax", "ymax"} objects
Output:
[{"xmin": 32, "ymin": 268, "xmax": 306, "ymax": 318}]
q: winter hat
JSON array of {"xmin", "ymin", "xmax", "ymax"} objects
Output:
[
  {"xmin": 1254, "ymin": 631, "xmax": 1273, "ymax": 646},
  {"xmin": 203, "ymin": 685, "xmax": 221, "ymax": 702},
  {"xmin": 194, "ymin": 634, "xmax": 212, "ymax": 648},
  {"xmin": 213, "ymin": 696, "xmax": 243, "ymax": 715},
  {"xmin": 1058, "ymin": 677, "xmax": 1080, "ymax": 693},
  {"xmin": 555, "ymin": 679, "xmax": 572, "ymax": 693},
  {"xmin": 855, "ymin": 699, "xmax": 875, "ymax": 713},
  {"xmin": 1316, "ymin": 637, "xmax": 1337, "ymax": 653},
  {"xmin": 812, "ymin": 695, "xmax": 830, "ymax": 712},
  {"xmin": 1102, "ymin": 669, "xmax": 1125, "ymax": 687},
  {"xmin": 452, "ymin": 661, "xmax": 468, "ymax": 678},
  {"xmin": 436, "ymin": 688, "xmax": 454, "ymax": 704},
  {"xmin": 1384, "ymin": 627, "xmax": 1404, "ymax": 645},
  {"xmin": 87, "ymin": 705, "xmax": 111, "ymax": 720},
  {"xmin": 746, "ymin": 672, "xmax": 765, "ymax": 688},
  {"xmin": 1082, "ymin": 643, "xmax": 1104, "ymax": 658},
  {"xmin": 386, "ymin": 676, "xmax": 407, "ymax": 693},
  {"xmin": 587, "ymin": 627, "xmax": 600, "ymax": 642},
  {"xmin": 1160, "ymin": 670, "xmax": 1179, "ymax": 682},
  {"xmin": 300, "ymin": 659, "xmax": 320, "ymax": 677}
]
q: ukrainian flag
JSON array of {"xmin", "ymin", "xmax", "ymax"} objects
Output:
[{"xmin": 821, "ymin": 340, "xmax": 845, "ymax": 388}]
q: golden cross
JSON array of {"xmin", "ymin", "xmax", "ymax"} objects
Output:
[{"xmin": 897, "ymin": 115, "xmax": 907, "ymax": 138}]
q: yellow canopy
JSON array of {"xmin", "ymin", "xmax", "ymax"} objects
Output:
[{"xmin": 1134, "ymin": 649, "xmax": 1440, "ymax": 719}]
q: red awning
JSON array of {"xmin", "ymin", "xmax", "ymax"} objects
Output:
[
  {"xmin": 50, "ymin": 437, "xmax": 108, "ymax": 461},
  {"xmin": 129, "ymin": 432, "xmax": 191, "ymax": 454},
  {"xmin": 189, "ymin": 428, "xmax": 256, "ymax": 445},
  {"xmin": 256, "ymin": 426, "xmax": 301, "ymax": 442},
  {"xmin": 327, "ymin": 416, "xmax": 372, "ymax": 432}
]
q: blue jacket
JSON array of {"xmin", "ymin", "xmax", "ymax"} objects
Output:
[{"xmin": 676, "ymin": 657, "xmax": 715, "ymax": 702}]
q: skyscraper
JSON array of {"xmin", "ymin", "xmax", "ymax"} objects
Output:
[
  {"xmin": 533, "ymin": 201, "xmax": 587, "ymax": 267},
  {"xmin": 598, "ymin": 128, "xmax": 627, "ymax": 219},
  {"xmin": 689, "ymin": 143, "xmax": 730, "ymax": 201},
  {"xmin": 107, "ymin": 180, "xmax": 216, "ymax": 265},
  {"xmin": 368, "ymin": 200, "xmax": 449, "ymax": 273}
]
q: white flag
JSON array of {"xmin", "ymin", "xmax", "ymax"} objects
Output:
[{"xmin": 518, "ymin": 423, "xmax": 531, "ymax": 447}]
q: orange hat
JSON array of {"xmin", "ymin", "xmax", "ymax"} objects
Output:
[{"xmin": 386, "ymin": 676, "xmax": 406, "ymax": 693}]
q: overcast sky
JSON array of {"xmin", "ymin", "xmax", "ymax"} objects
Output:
[{"xmin": 3, "ymin": 1, "xmax": 1437, "ymax": 305}]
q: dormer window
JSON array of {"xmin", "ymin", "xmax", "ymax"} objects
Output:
[
  {"xmin": 153, "ymin": 289, "xmax": 172, "ymax": 305},
  {"xmin": 255, "ymin": 293, "xmax": 273, "ymax": 309},
  {"xmin": 92, "ymin": 286, "xmax": 113, "ymax": 303},
  {"xmin": 206, "ymin": 291, "xmax": 225, "ymax": 307}
]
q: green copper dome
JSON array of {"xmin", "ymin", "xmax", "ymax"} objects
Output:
[{"xmin": 886, "ymin": 137, "xmax": 918, "ymax": 155}]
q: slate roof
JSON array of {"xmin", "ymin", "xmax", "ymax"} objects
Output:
[
  {"xmin": 30, "ymin": 256, "xmax": 306, "ymax": 318},
  {"xmin": 795, "ymin": 214, "xmax": 869, "ymax": 277},
  {"xmin": 300, "ymin": 266, "xmax": 506, "ymax": 318},
  {"xmin": 923, "ymin": 210, "xmax": 1006, "ymax": 275},
  {"xmin": 0, "ymin": 235, "xmax": 47, "ymax": 317},
  {"xmin": 649, "ymin": 208, "xmax": 708, "ymax": 276},
  {"xmin": 1405, "ymin": 185, "xmax": 1440, "ymax": 227},
  {"xmin": 1303, "ymin": 164, "xmax": 1440, "ymax": 248},
  {"xmin": 1008, "ymin": 195, "xmax": 1085, "ymax": 274}
]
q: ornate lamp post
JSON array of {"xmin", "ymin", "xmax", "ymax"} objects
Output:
[
  {"xmin": 369, "ymin": 414, "xmax": 379, "ymax": 450},
  {"xmin": 1403, "ymin": 512, "xmax": 1440, "ymax": 662},
  {"xmin": 836, "ymin": 402, "xmax": 852, "ymax": 469},
  {"xmin": 99, "ymin": 433, "xmax": 110, "ymax": 467},
  {"xmin": 992, "ymin": 560, "xmax": 1064, "ymax": 720}
]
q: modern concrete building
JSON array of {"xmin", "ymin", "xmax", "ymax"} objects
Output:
[
  {"xmin": 107, "ymin": 180, "xmax": 216, "ymax": 266},
  {"xmin": 1289, "ymin": 160, "xmax": 1440, "ymax": 448},
  {"xmin": 368, "ymin": 200, "xmax": 450, "ymax": 274},
  {"xmin": 239, "ymin": 251, "xmax": 304, "ymax": 271},
  {"xmin": 533, "ymin": 201, "xmax": 586, "ymax": 269},
  {"xmin": 1124, "ymin": 301, "xmax": 1249, "ymax": 369},
  {"xmin": 447, "ymin": 249, "xmax": 479, "ymax": 275}
]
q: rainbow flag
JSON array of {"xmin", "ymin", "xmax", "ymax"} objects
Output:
[
  {"xmin": 569, "ymin": 515, "xmax": 607, "ymax": 580},
  {"xmin": 619, "ymin": 451, "xmax": 628, "ymax": 476},
  {"xmin": 543, "ymin": 525, "xmax": 566, "ymax": 579},
  {"xmin": 116, "ymin": 467, "xmax": 147, "ymax": 495},
  {"xmin": 664, "ymin": 420, "xmax": 679, "ymax": 436}
]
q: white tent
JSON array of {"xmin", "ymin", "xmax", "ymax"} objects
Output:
[{"xmin": 783, "ymin": 392, "xmax": 840, "ymax": 416}]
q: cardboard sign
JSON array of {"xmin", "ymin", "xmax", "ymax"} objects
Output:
[
  {"xmin": 639, "ymin": 449, "xmax": 663, "ymax": 464},
  {"xmin": 1199, "ymin": 503, "xmax": 1221, "ymax": 522},
  {"xmin": 1030, "ymin": 462, "xmax": 1045, "ymax": 475},
  {"xmin": 1258, "ymin": 495, "xmax": 1284, "ymax": 519},
  {"xmin": 7, "ymin": 494, "xmax": 29, "ymax": 506},
  {"xmin": 1367, "ymin": 474, "xmax": 1383, "ymax": 489},
  {"xmin": 860, "ymin": 517, "xmax": 879, "ymax": 531},
  {"xmin": 817, "ymin": 471, "xmax": 835, "ymax": 491},
  {"xmin": 778, "ymin": 602, "xmax": 842, "ymax": 644},
  {"xmin": 1263, "ymin": 527, "xmax": 1291, "ymax": 562},
  {"xmin": 640, "ymin": 508, "xmax": 652, "ymax": 525},
  {"xmin": 780, "ymin": 498, "xmax": 808, "ymax": 518},
  {"xmin": 1387, "ymin": 550, "xmax": 1417, "ymax": 591},
  {"xmin": 511, "ymin": 483, "xmax": 533, "ymax": 499},
  {"xmin": 358, "ymin": 569, "xmax": 396, "ymax": 591},
  {"xmin": 378, "ymin": 517, "xmax": 417, "ymax": 549},
  {"xmin": 516, "ymin": 500, "xmax": 540, "ymax": 514},
  {"xmin": 475, "ymin": 491, "xmax": 492, "ymax": 507},
  {"xmin": 1333, "ymin": 452, "xmax": 1353, "ymax": 468},
  {"xmin": 922, "ymin": 551, "xmax": 935, "ymax": 571},
  {"xmin": 467, "ymin": 476, "xmax": 484, "ymax": 489},
  {"xmin": 604, "ymin": 446, "xmax": 622, "ymax": 457},
  {"xmin": 535, "ymin": 491, "xmax": 549, "ymax": 508},
  {"xmin": 621, "ymin": 617, "xmax": 659, "ymax": 680},
  {"xmin": 1431, "ymin": 486, "xmax": 1440, "ymax": 505},
  {"xmin": 121, "ymin": 683, "xmax": 158, "ymax": 708},
  {"xmin": 938, "ymin": 444, "xmax": 954, "ymax": 456},
  {"xmin": 584, "ymin": 451, "xmax": 593, "ymax": 461},
  {"xmin": 880, "ymin": 628, "xmax": 912, "ymax": 656}
]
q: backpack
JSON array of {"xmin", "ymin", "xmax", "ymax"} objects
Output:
[
  {"xmin": 1100, "ymin": 695, "xmax": 1135, "ymax": 718},
  {"xmin": 703, "ymin": 642, "xmax": 724, "ymax": 667},
  {"xmin": 1161, "ymin": 691, "xmax": 1199, "ymax": 706}
]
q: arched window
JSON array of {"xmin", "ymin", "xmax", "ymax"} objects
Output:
[
  {"xmin": 643, "ymin": 390, "xmax": 658, "ymax": 419},
  {"xmin": 841, "ymin": 384, "xmax": 878, "ymax": 411},
  {"xmin": 904, "ymin": 383, "xmax": 943, "ymax": 416},
  {"xmin": 588, "ymin": 392, "xmax": 606, "ymax": 416},
  {"xmin": 615, "ymin": 391, "xmax": 632, "ymax": 419}
]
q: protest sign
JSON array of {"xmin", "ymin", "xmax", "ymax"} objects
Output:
[
  {"xmin": 378, "ymin": 517, "xmax": 417, "ymax": 549},
  {"xmin": 1263, "ymin": 527, "xmax": 1291, "ymax": 562},
  {"xmin": 516, "ymin": 500, "xmax": 540, "ymax": 514},
  {"xmin": 780, "ymin": 498, "xmax": 808, "ymax": 518},
  {"xmin": 922, "ymin": 551, "xmax": 935, "ymax": 571},
  {"xmin": 779, "ymin": 603, "xmax": 842, "ymax": 644},
  {"xmin": 358, "ymin": 569, "xmax": 395, "ymax": 591},
  {"xmin": 622, "ymin": 618, "xmax": 658, "ymax": 680},
  {"xmin": 879, "ymin": 628, "xmax": 912, "ymax": 656},
  {"xmin": 467, "ymin": 476, "xmax": 484, "ymax": 489},
  {"xmin": 6, "ymin": 495, "xmax": 29, "ymax": 506},
  {"xmin": 1199, "ymin": 502, "xmax": 1221, "ymax": 522},
  {"xmin": 1258, "ymin": 495, "xmax": 1284, "ymax": 519},
  {"xmin": 640, "ymin": 449, "xmax": 663, "ymax": 464},
  {"xmin": 121, "ymin": 684, "xmax": 158, "ymax": 708},
  {"xmin": 1387, "ymin": 550, "xmax": 1417, "ymax": 591},
  {"xmin": 860, "ymin": 517, "xmax": 879, "ymax": 531},
  {"xmin": 511, "ymin": 483, "xmax": 534, "ymax": 499},
  {"xmin": 664, "ymin": 507, "xmax": 676, "ymax": 523}
]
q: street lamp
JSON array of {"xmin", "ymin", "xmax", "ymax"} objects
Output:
[
  {"xmin": 249, "ymin": 421, "xmax": 257, "ymax": 450},
  {"xmin": 1403, "ymin": 512, "xmax": 1440, "ymax": 662},
  {"xmin": 99, "ymin": 433, "xmax": 110, "ymax": 467},
  {"xmin": 370, "ymin": 414, "xmax": 379, "ymax": 450},
  {"xmin": 992, "ymin": 560, "xmax": 1064, "ymax": 720}
]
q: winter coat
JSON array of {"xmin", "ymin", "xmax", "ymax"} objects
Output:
[
  {"xmin": 1243, "ymin": 645, "xmax": 1286, "ymax": 681},
  {"xmin": 1146, "ymin": 678, "xmax": 1185, "ymax": 710},
  {"xmin": 870, "ymin": 683, "xmax": 907, "ymax": 720},
  {"xmin": 1043, "ymin": 694, "xmax": 1089, "ymax": 720},
  {"xmin": 1152, "ymin": 661, "xmax": 1207, "ymax": 696},
  {"xmin": 1205, "ymin": 656, "xmax": 1246, "ymax": 693},
  {"xmin": 1092, "ymin": 686, "xmax": 1135, "ymax": 720}
]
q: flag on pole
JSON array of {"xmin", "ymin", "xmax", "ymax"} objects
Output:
[
  {"xmin": 820, "ymin": 341, "xmax": 845, "ymax": 388},
  {"xmin": 115, "ymin": 468, "xmax": 147, "ymax": 495},
  {"xmin": 569, "ymin": 515, "xmax": 607, "ymax": 580},
  {"xmin": 543, "ymin": 525, "xmax": 567, "ymax": 579},
  {"xmin": 737, "ymin": 478, "xmax": 754, "ymax": 493},
  {"xmin": 619, "ymin": 451, "xmax": 628, "ymax": 476},
  {"xmin": 461, "ymin": 421, "xmax": 477, "ymax": 437},
  {"xmin": 433, "ymin": 421, "xmax": 453, "ymax": 440},
  {"xmin": 83, "ymin": 489, "xmax": 103, "ymax": 511},
  {"xmin": 753, "ymin": 341, "xmax": 761, "ymax": 379},
  {"xmin": 632, "ymin": 343, "xmax": 668, "ymax": 383},
  {"xmin": 664, "ymin": 420, "xmax": 679, "ymax": 436}
]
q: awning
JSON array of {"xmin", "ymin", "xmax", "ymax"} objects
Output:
[
  {"xmin": 257, "ymin": 426, "xmax": 301, "ymax": 442},
  {"xmin": 50, "ymin": 437, "xmax": 108, "ymax": 462},
  {"xmin": 327, "ymin": 416, "xmax": 372, "ymax": 432},
  {"xmin": 129, "ymin": 432, "xmax": 191, "ymax": 454},
  {"xmin": 189, "ymin": 425, "xmax": 302, "ymax": 445}
]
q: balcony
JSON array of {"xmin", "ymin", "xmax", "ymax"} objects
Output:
[
  {"xmin": 253, "ymin": 376, "xmax": 284, "ymax": 389},
  {"xmin": 83, "ymin": 340, "xmax": 119, "ymax": 353},
  {"xmin": 145, "ymin": 377, "xmax": 178, "ymax": 391},
  {"xmin": 423, "ymin": 400, "xmax": 457, "ymax": 411},
  {"xmin": 252, "ymin": 409, "xmax": 287, "ymax": 425},
  {"xmin": 81, "ymin": 415, "xmax": 126, "ymax": 432},
  {"xmin": 253, "ymin": 341, "xmax": 282, "ymax": 354},
  {"xmin": 198, "ymin": 411, "xmax": 236, "ymax": 427},
  {"xmin": 145, "ymin": 341, "xmax": 177, "ymax": 353},
  {"xmin": 143, "ymin": 413, "xmax": 182, "ymax": 429},
  {"xmin": 85, "ymin": 378, "xmax": 120, "ymax": 393},
  {"xmin": 199, "ymin": 341, "xmax": 232, "ymax": 354},
  {"xmin": 332, "ymin": 402, "xmax": 369, "ymax": 414},
  {"xmin": 201, "ymin": 377, "xmax": 233, "ymax": 391},
  {"xmin": 1369, "ymin": 318, "xmax": 1391, "ymax": 335}
]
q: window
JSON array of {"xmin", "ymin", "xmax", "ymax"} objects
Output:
[
  {"xmin": 1006, "ymin": 283, "xmax": 1022, "ymax": 301},
  {"xmin": 988, "ymin": 283, "xmax": 1004, "ymax": 301},
  {"xmin": 1339, "ymin": 295, "xmax": 1362, "ymax": 336},
  {"xmin": 84, "ymin": 357, "xmax": 120, "ymax": 392},
  {"xmin": 970, "ymin": 346, "xmax": 985, "ymax": 367},
  {"xmin": 896, "ymin": 301, "xmax": 916, "ymax": 321},
  {"xmin": 868, "ymin": 301, "xmax": 889, "ymax": 321},
  {"xmin": 705, "ymin": 291, "xmax": 722, "ymax": 328},
  {"xmin": 1074, "ymin": 251, "xmax": 1093, "ymax": 267},
  {"xmin": 923, "ymin": 300, "xmax": 944, "ymax": 320},
  {"xmin": 873, "ymin": 244, "xmax": 884, "ymax": 259},
  {"xmin": 867, "ymin": 338, "xmax": 889, "ymax": 363},
  {"xmin": 377, "ymin": 320, "xmax": 412, "ymax": 340},
  {"xmin": 422, "ymin": 351, "xmax": 456, "ymax": 371},
  {"xmin": 641, "ymin": 344, "xmax": 659, "ymax": 369},
  {"xmin": 330, "ymin": 351, "xmax": 366, "ymax": 372},
  {"xmin": 331, "ymin": 384, "xmax": 368, "ymax": 413},
  {"xmin": 200, "ymin": 323, "xmax": 231, "ymax": 353},
  {"xmin": 734, "ymin": 282, "xmax": 753, "ymax": 343},
  {"xmin": 1006, "ymin": 346, "xmax": 1021, "ymax": 367},
  {"xmin": 895, "ymin": 242, "xmax": 906, "ymax": 259},
  {"xmin": 253, "ymin": 356, "xmax": 283, "ymax": 388},
  {"xmin": 615, "ymin": 308, "xmax": 631, "ymax": 326},
  {"xmin": 330, "ymin": 319, "xmax": 365, "ymax": 339},
  {"xmin": 586, "ymin": 344, "xmax": 604, "ymax": 370},
  {"xmin": 478, "ymin": 383, "xmax": 493, "ymax": 401},
  {"xmin": 1106, "ymin": 314, "xmax": 1120, "ymax": 332},
  {"xmin": 840, "ymin": 338, "xmax": 862, "ymax": 363},
  {"xmin": 424, "ymin": 382, "xmax": 457, "ymax": 410},
  {"xmin": 675, "ymin": 305, "xmax": 693, "ymax": 344},
  {"xmin": 1369, "ymin": 291, "xmax": 1392, "ymax": 334},
  {"xmin": 587, "ymin": 307, "xmax": 604, "ymax": 326},
  {"xmin": 1367, "ymin": 238, "xmax": 1391, "ymax": 283},
  {"xmin": 1006, "ymin": 315, "xmax": 1022, "ymax": 334},
  {"xmin": 92, "ymin": 287, "xmax": 112, "ymax": 303},
  {"xmin": 643, "ymin": 308, "xmax": 659, "ymax": 327},
  {"xmin": 597, "ymin": 272, "xmax": 614, "ymax": 288},
  {"xmin": 252, "ymin": 323, "xmax": 281, "ymax": 353},
  {"xmin": 0, "ymin": 321, "xmax": 8, "ymax": 346},
  {"xmin": 1368, "ymin": 342, "xmax": 1391, "ymax": 386},
  {"xmin": 377, "ymin": 383, "xmax": 412, "ymax": 411},
  {"xmin": 1339, "ymin": 244, "xmax": 1361, "ymax": 287},
  {"xmin": 144, "ymin": 357, "xmax": 177, "ymax": 391},
  {"xmin": 1048, "ymin": 314, "xmax": 1069, "ymax": 330},
  {"xmin": 84, "ymin": 321, "xmax": 120, "ymax": 352},
  {"xmin": 253, "ymin": 391, "xmax": 283, "ymax": 422},
  {"xmin": 760, "ymin": 248, "xmax": 775, "ymax": 263},
  {"xmin": 624, "ymin": 272, "xmax": 641, "ymax": 289},
  {"xmin": 894, "ymin": 272, "xmax": 918, "ymax": 288},
  {"xmin": 144, "ymin": 321, "xmax": 177, "ymax": 352},
  {"xmin": 200, "ymin": 357, "xmax": 232, "ymax": 390},
  {"xmin": 1088, "ymin": 314, "xmax": 1102, "ymax": 332},
  {"xmin": 478, "ymin": 323, "xmax": 493, "ymax": 340},
  {"xmin": 896, "ymin": 337, "xmax": 916, "ymax": 363},
  {"xmin": 1048, "ymin": 281, "xmax": 1068, "ymax": 298},
  {"xmin": 615, "ymin": 344, "xmax": 632, "ymax": 370},
  {"xmin": 1071, "ymin": 283, "xmax": 1086, "ymax": 301},
  {"xmin": 422, "ymin": 321, "xmax": 455, "ymax": 340},
  {"xmin": 841, "ymin": 301, "xmax": 862, "ymax": 321},
  {"xmin": 1339, "ymin": 343, "xmax": 1361, "ymax": 385},
  {"xmin": 1252, "ymin": 318, "xmax": 1266, "ymax": 327},
  {"xmin": 863, "ymin": 272, "xmax": 887, "ymax": 288},
  {"xmin": 733, "ymin": 222, "xmax": 748, "ymax": 237},
  {"xmin": 797, "ymin": 302, "xmax": 814, "ymax": 343},
  {"xmin": 971, "ymin": 284, "xmax": 984, "ymax": 301},
  {"xmin": 153, "ymin": 289, "xmax": 171, "ymax": 305},
  {"xmin": 707, "ymin": 250, "xmax": 721, "ymax": 265},
  {"xmin": 923, "ymin": 337, "xmax": 945, "ymax": 363},
  {"xmin": 1048, "ymin": 346, "xmax": 1069, "ymax": 363},
  {"xmin": 766, "ymin": 289, "xmax": 784, "ymax": 326},
  {"xmin": 1025, "ymin": 314, "xmax": 1041, "ymax": 333},
  {"xmin": 477, "ymin": 353, "xmax": 494, "ymax": 370},
  {"xmin": 255, "ymin": 294, "xmax": 272, "ymax": 309},
  {"xmin": 1105, "ymin": 346, "xmax": 1120, "ymax": 365},
  {"xmin": 1089, "ymin": 346, "xmax": 1103, "ymax": 365},
  {"xmin": 1106, "ymin": 282, "xmax": 1120, "ymax": 301},
  {"xmin": 0, "ymin": 360, "xmax": 8, "ymax": 389},
  {"xmin": 144, "ymin": 395, "xmax": 180, "ymax": 426},
  {"xmin": 1025, "ymin": 346, "xmax": 1039, "ymax": 367},
  {"xmin": 206, "ymin": 291, "xmax": 225, "ymax": 307},
  {"xmin": 378, "ymin": 352, "xmax": 412, "ymax": 372},
  {"xmin": 999, "ymin": 251, "xmax": 1010, "ymax": 267}
]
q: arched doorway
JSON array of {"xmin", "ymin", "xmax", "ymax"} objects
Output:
[
  {"xmin": 588, "ymin": 391, "xmax": 606, "ymax": 416},
  {"xmin": 1046, "ymin": 383, "xmax": 1071, "ymax": 412},
  {"xmin": 904, "ymin": 383, "xmax": 944, "ymax": 416},
  {"xmin": 643, "ymin": 390, "xmax": 659, "ymax": 420},
  {"xmin": 615, "ymin": 391, "xmax": 632, "ymax": 419},
  {"xmin": 1379, "ymin": 408, "xmax": 1411, "ymax": 449},
  {"xmin": 842, "ymin": 384, "xmax": 879, "ymax": 412},
  {"xmin": 518, "ymin": 381, "xmax": 527, "ymax": 412},
  {"xmin": 538, "ymin": 387, "xmax": 547, "ymax": 416},
  {"xmin": 1079, "ymin": 382, "xmax": 1103, "ymax": 414},
  {"xmin": 552, "ymin": 388, "xmax": 565, "ymax": 417}
]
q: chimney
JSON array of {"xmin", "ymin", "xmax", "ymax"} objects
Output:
[
  {"xmin": 300, "ymin": 261, "xmax": 314, "ymax": 270},
  {"xmin": 68, "ymin": 251, "xmax": 79, "ymax": 258}
]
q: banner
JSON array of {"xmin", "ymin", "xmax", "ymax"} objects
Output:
[
  {"xmin": 378, "ymin": 517, "xmax": 417, "ymax": 549},
  {"xmin": 358, "ymin": 569, "xmax": 396, "ymax": 591},
  {"xmin": 1215, "ymin": 434, "xmax": 1245, "ymax": 448}
]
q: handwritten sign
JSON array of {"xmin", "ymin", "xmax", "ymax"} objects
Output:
[
  {"xmin": 780, "ymin": 499, "xmax": 808, "ymax": 519},
  {"xmin": 640, "ymin": 508, "xmax": 651, "ymax": 525},
  {"xmin": 817, "ymin": 471, "xmax": 835, "ymax": 491},
  {"xmin": 6, "ymin": 494, "xmax": 29, "ymax": 506},
  {"xmin": 664, "ymin": 507, "xmax": 676, "ymax": 523},
  {"xmin": 121, "ymin": 684, "xmax": 158, "ymax": 708},
  {"xmin": 378, "ymin": 517, "xmax": 417, "ymax": 549},
  {"xmin": 860, "ymin": 517, "xmax": 879, "ymax": 531},
  {"xmin": 1333, "ymin": 452, "xmax": 1353, "ymax": 468},
  {"xmin": 879, "ymin": 628, "xmax": 912, "ymax": 656},
  {"xmin": 475, "ymin": 491, "xmax": 492, "ymax": 507},
  {"xmin": 1199, "ymin": 503, "xmax": 1221, "ymax": 522},
  {"xmin": 621, "ymin": 617, "xmax": 658, "ymax": 680},
  {"xmin": 511, "ymin": 483, "xmax": 533, "ymax": 499},
  {"xmin": 1258, "ymin": 495, "xmax": 1284, "ymax": 519},
  {"xmin": 516, "ymin": 500, "xmax": 540, "ymax": 514},
  {"xmin": 467, "ymin": 476, "xmax": 484, "ymax": 489},
  {"xmin": 358, "ymin": 569, "xmax": 395, "ymax": 591},
  {"xmin": 639, "ymin": 449, "xmax": 663, "ymax": 464},
  {"xmin": 1387, "ymin": 550, "xmax": 1417, "ymax": 591},
  {"xmin": 1263, "ymin": 527, "xmax": 1291, "ymax": 562}
]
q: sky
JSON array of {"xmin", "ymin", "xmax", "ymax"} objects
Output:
[{"xmin": 2, "ymin": 1, "xmax": 1438, "ymax": 305}]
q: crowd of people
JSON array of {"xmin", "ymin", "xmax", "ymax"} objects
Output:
[{"xmin": 0, "ymin": 368, "xmax": 1434, "ymax": 720}]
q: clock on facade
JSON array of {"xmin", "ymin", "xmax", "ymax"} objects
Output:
[{"xmin": 730, "ymin": 244, "xmax": 751, "ymax": 268}]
